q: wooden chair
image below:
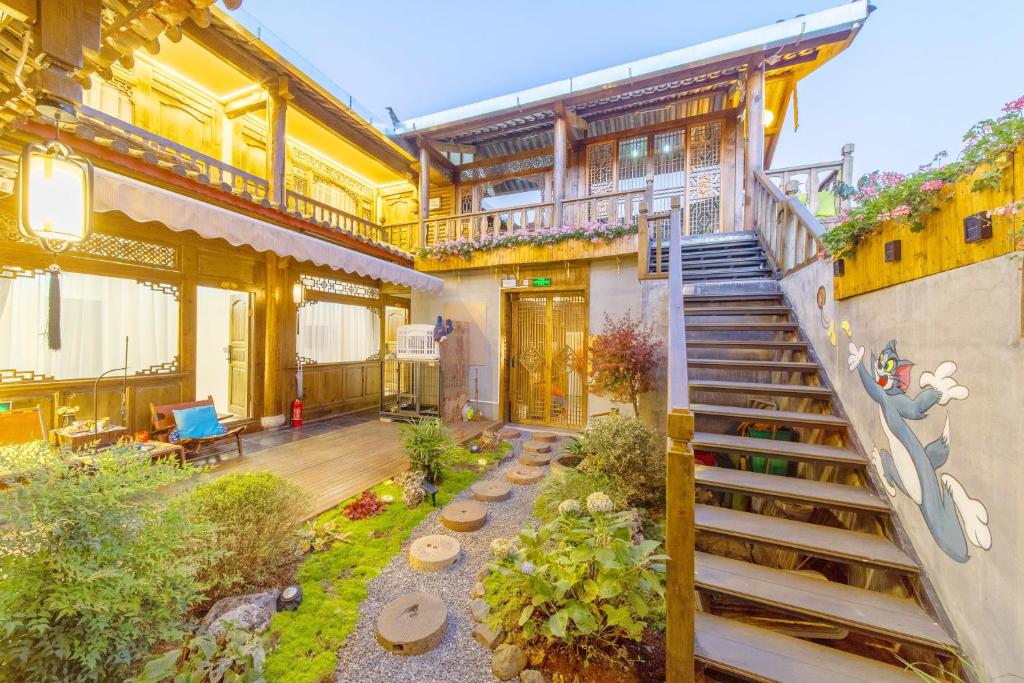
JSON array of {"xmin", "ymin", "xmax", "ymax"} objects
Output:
[
  {"xmin": 0, "ymin": 407, "xmax": 47, "ymax": 446},
  {"xmin": 150, "ymin": 397, "xmax": 244, "ymax": 461}
]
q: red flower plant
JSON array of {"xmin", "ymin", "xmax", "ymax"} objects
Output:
[
  {"xmin": 343, "ymin": 490, "xmax": 387, "ymax": 521},
  {"xmin": 588, "ymin": 310, "xmax": 663, "ymax": 416}
]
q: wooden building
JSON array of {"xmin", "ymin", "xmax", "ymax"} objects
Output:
[{"xmin": 0, "ymin": 0, "xmax": 437, "ymax": 434}]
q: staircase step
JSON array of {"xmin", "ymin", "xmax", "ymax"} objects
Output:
[
  {"xmin": 682, "ymin": 235, "xmax": 759, "ymax": 250},
  {"xmin": 681, "ymin": 247, "xmax": 765, "ymax": 261},
  {"xmin": 695, "ymin": 612, "xmax": 920, "ymax": 682},
  {"xmin": 683, "ymin": 266, "xmax": 772, "ymax": 279},
  {"xmin": 695, "ymin": 553, "xmax": 954, "ymax": 650},
  {"xmin": 689, "ymin": 379, "xmax": 832, "ymax": 400},
  {"xmin": 684, "ymin": 293, "xmax": 783, "ymax": 304},
  {"xmin": 685, "ymin": 339, "xmax": 808, "ymax": 350},
  {"xmin": 684, "ymin": 305, "xmax": 792, "ymax": 316},
  {"xmin": 695, "ymin": 504, "xmax": 917, "ymax": 573},
  {"xmin": 695, "ymin": 465, "xmax": 886, "ymax": 512},
  {"xmin": 692, "ymin": 431, "xmax": 861, "ymax": 467},
  {"xmin": 686, "ymin": 322, "xmax": 799, "ymax": 332},
  {"xmin": 692, "ymin": 403, "xmax": 849, "ymax": 431},
  {"xmin": 687, "ymin": 359, "xmax": 817, "ymax": 373},
  {"xmin": 679, "ymin": 256, "xmax": 767, "ymax": 269}
]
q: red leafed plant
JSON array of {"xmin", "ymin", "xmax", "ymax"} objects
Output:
[
  {"xmin": 589, "ymin": 310, "xmax": 663, "ymax": 416},
  {"xmin": 342, "ymin": 490, "xmax": 386, "ymax": 521}
]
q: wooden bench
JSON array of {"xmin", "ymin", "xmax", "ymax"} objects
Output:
[{"xmin": 150, "ymin": 397, "xmax": 244, "ymax": 461}]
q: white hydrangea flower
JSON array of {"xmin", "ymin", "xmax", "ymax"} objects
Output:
[
  {"xmin": 557, "ymin": 499, "xmax": 581, "ymax": 515},
  {"xmin": 586, "ymin": 491, "xmax": 614, "ymax": 514},
  {"xmin": 490, "ymin": 537, "xmax": 515, "ymax": 560},
  {"xmin": 518, "ymin": 561, "xmax": 536, "ymax": 575}
]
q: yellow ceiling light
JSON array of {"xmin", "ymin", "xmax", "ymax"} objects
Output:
[{"xmin": 763, "ymin": 108, "xmax": 776, "ymax": 128}]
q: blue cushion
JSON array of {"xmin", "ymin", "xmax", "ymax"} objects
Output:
[{"xmin": 172, "ymin": 405, "xmax": 225, "ymax": 440}]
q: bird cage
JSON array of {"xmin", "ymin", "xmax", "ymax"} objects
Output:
[{"xmin": 396, "ymin": 324, "xmax": 439, "ymax": 360}]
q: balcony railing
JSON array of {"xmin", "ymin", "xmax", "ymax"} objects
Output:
[
  {"xmin": 77, "ymin": 107, "xmax": 270, "ymax": 203},
  {"xmin": 71, "ymin": 107, "xmax": 413, "ymax": 256},
  {"xmin": 765, "ymin": 143, "xmax": 855, "ymax": 220},
  {"xmin": 562, "ymin": 188, "xmax": 651, "ymax": 226},
  {"xmin": 423, "ymin": 203, "xmax": 555, "ymax": 244}
]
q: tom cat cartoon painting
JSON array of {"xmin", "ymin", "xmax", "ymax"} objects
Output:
[{"xmin": 848, "ymin": 339, "xmax": 992, "ymax": 562}]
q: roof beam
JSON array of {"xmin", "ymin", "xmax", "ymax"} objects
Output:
[{"xmin": 224, "ymin": 89, "xmax": 267, "ymax": 119}]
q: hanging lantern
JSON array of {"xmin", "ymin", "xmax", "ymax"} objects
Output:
[{"xmin": 18, "ymin": 139, "xmax": 93, "ymax": 253}]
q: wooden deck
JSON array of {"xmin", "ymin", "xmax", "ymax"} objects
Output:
[{"xmin": 204, "ymin": 413, "xmax": 498, "ymax": 518}]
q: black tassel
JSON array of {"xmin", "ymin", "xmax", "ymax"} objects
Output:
[{"xmin": 47, "ymin": 266, "xmax": 61, "ymax": 351}]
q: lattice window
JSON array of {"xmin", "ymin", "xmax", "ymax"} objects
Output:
[
  {"xmin": 616, "ymin": 136, "xmax": 648, "ymax": 192},
  {"xmin": 586, "ymin": 143, "xmax": 614, "ymax": 197},
  {"xmin": 299, "ymin": 274, "xmax": 379, "ymax": 300},
  {"xmin": 652, "ymin": 129, "xmax": 686, "ymax": 213},
  {"xmin": 688, "ymin": 122, "xmax": 722, "ymax": 235}
]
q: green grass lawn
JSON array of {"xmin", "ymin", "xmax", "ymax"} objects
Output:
[{"xmin": 263, "ymin": 441, "xmax": 510, "ymax": 683}]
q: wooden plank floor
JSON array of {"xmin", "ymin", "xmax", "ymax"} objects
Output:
[{"xmin": 203, "ymin": 413, "xmax": 498, "ymax": 518}]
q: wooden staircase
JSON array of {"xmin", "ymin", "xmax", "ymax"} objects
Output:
[{"xmin": 680, "ymin": 240, "xmax": 958, "ymax": 681}]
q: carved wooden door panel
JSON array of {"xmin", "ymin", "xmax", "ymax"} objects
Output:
[{"xmin": 509, "ymin": 293, "xmax": 586, "ymax": 427}]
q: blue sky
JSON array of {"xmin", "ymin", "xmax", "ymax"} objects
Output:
[{"xmin": 237, "ymin": 0, "xmax": 1023, "ymax": 179}]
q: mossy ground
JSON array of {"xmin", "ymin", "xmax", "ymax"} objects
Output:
[{"xmin": 263, "ymin": 441, "xmax": 510, "ymax": 683}]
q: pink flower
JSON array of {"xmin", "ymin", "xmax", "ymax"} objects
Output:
[{"xmin": 920, "ymin": 179, "xmax": 945, "ymax": 192}]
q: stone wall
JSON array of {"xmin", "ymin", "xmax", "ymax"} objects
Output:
[{"xmin": 782, "ymin": 255, "xmax": 1024, "ymax": 678}]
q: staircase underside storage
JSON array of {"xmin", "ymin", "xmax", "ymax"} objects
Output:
[{"xmin": 680, "ymin": 233, "xmax": 959, "ymax": 681}]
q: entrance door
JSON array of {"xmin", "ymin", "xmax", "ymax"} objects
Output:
[
  {"xmin": 227, "ymin": 294, "xmax": 250, "ymax": 417},
  {"xmin": 509, "ymin": 292, "xmax": 586, "ymax": 428}
]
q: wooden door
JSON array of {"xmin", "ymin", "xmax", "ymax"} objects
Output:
[
  {"xmin": 227, "ymin": 294, "xmax": 250, "ymax": 417},
  {"xmin": 509, "ymin": 293, "xmax": 586, "ymax": 428}
]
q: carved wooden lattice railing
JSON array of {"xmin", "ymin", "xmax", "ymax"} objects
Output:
[
  {"xmin": 383, "ymin": 221, "xmax": 419, "ymax": 253},
  {"xmin": 561, "ymin": 188, "xmax": 651, "ymax": 226},
  {"xmin": 751, "ymin": 169, "xmax": 827, "ymax": 277},
  {"xmin": 663, "ymin": 195, "xmax": 696, "ymax": 682},
  {"xmin": 285, "ymin": 191, "xmax": 385, "ymax": 245},
  {"xmin": 764, "ymin": 143, "xmax": 855, "ymax": 220},
  {"xmin": 423, "ymin": 203, "xmax": 555, "ymax": 245}
]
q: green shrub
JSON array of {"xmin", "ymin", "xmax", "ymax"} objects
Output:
[
  {"xmin": 533, "ymin": 469, "xmax": 624, "ymax": 522},
  {"xmin": 190, "ymin": 472, "xmax": 309, "ymax": 601},
  {"xmin": 133, "ymin": 625, "xmax": 265, "ymax": 683},
  {"xmin": 399, "ymin": 417, "xmax": 455, "ymax": 483},
  {"xmin": 577, "ymin": 414, "xmax": 664, "ymax": 505},
  {"xmin": 0, "ymin": 442, "xmax": 212, "ymax": 682},
  {"xmin": 485, "ymin": 496, "xmax": 666, "ymax": 665}
]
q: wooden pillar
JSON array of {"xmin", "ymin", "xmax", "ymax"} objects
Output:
[
  {"xmin": 665, "ymin": 408, "xmax": 696, "ymax": 683},
  {"xmin": 180, "ymin": 245, "xmax": 199, "ymax": 402},
  {"xmin": 419, "ymin": 142, "xmax": 431, "ymax": 244},
  {"xmin": 743, "ymin": 64, "xmax": 765, "ymax": 230},
  {"xmin": 553, "ymin": 109, "xmax": 568, "ymax": 227},
  {"xmin": 261, "ymin": 251, "xmax": 287, "ymax": 424},
  {"xmin": 34, "ymin": 0, "xmax": 101, "ymax": 105},
  {"xmin": 266, "ymin": 76, "xmax": 290, "ymax": 208}
]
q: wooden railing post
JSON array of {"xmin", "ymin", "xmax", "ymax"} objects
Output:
[
  {"xmin": 553, "ymin": 109, "xmax": 567, "ymax": 227},
  {"xmin": 840, "ymin": 142, "xmax": 856, "ymax": 212},
  {"xmin": 419, "ymin": 142, "xmax": 430, "ymax": 247},
  {"xmin": 637, "ymin": 201, "xmax": 649, "ymax": 278},
  {"xmin": 665, "ymin": 194, "xmax": 695, "ymax": 682}
]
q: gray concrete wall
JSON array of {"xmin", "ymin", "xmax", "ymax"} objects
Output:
[
  {"xmin": 782, "ymin": 256, "xmax": 1024, "ymax": 678},
  {"xmin": 410, "ymin": 259, "xmax": 668, "ymax": 427}
]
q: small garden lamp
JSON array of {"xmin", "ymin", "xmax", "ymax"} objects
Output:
[{"xmin": 18, "ymin": 101, "xmax": 93, "ymax": 253}]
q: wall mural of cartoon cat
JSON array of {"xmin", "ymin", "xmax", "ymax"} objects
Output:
[{"xmin": 847, "ymin": 339, "xmax": 993, "ymax": 562}]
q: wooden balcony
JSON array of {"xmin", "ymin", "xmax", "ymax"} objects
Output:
[{"xmin": 70, "ymin": 107, "xmax": 414, "ymax": 257}]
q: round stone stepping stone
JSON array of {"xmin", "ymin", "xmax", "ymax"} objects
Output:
[
  {"xmin": 522, "ymin": 440, "xmax": 552, "ymax": 453},
  {"xmin": 532, "ymin": 431, "xmax": 558, "ymax": 443},
  {"xmin": 408, "ymin": 534, "xmax": 461, "ymax": 572},
  {"xmin": 376, "ymin": 592, "xmax": 448, "ymax": 655},
  {"xmin": 470, "ymin": 480, "xmax": 512, "ymax": 502},
  {"xmin": 519, "ymin": 451, "xmax": 552, "ymax": 467},
  {"xmin": 440, "ymin": 500, "xmax": 487, "ymax": 531},
  {"xmin": 498, "ymin": 427, "xmax": 521, "ymax": 439},
  {"xmin": 506, "ymin": 464, "xmax": 544, "ymax": 485}
]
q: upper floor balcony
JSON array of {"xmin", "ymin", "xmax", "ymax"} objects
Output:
[{"xmin": 58, "ymin": 11, "xmax": 421, "ymax": 257}]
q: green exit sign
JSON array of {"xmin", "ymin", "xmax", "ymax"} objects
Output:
[{"xmin": 531, "ymin": 277, "xmax": 552, "ymax": 287}]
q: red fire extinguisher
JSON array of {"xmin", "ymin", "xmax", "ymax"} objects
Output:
[{"xmin": 290, "ymin": 398, "xmax": 303, "ymax": 428}]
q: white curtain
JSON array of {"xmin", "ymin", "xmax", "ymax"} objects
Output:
[
  {"xmin": 297, "ymin": 301, "xmax": 379, "ymax": 363},
  {"xmin": 0, "ymin": 271, "xmax": 179, "ymax": 380}
]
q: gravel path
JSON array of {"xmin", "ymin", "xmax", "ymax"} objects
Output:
[{"xmin": 333, "ymin": 431, "xmax": 562, "ymax": 683}]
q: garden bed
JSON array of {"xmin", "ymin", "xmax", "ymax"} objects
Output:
[{"xmin": 263, "ymin": 441, "xmax": 511, "ymax": 683}]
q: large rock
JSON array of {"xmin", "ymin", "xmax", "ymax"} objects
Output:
[
  {"xmin": 201, "ymin": 590, "xmax": 279, "ymax": 636},
  {"xmin": 376, "ymin": 592, "xmax": 448, "ymax": 656},
  {"xmin": 491, "ymin": 643, "xmax": 528, "ymax": 680},
  {"xmin": 520, "ymin": 670, "xmax": 549, "ymax": 683},
  {"xmin": 472, "ymin": 622, "xmax": 505, "ymax": 649},
  {"xmin": 470, "ymin": 597, "xmax": 490, "ymax": 622}
]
